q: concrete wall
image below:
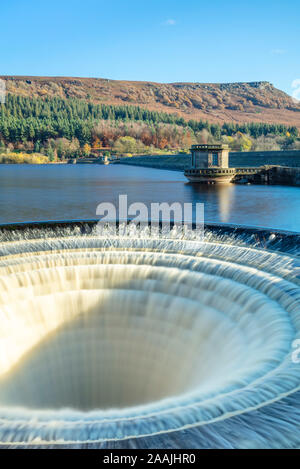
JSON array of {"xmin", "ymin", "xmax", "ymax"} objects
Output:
[
  {"xmin": 118, "ymin": 155, "xmax": 190, "ymax": 171},
  {"xmin": 268, "ymin": 166, "xmax": 300, "ymax": 186},
  {"xmin": 229, "ymin": 150, "xmax": 300, "ymax": 168}
]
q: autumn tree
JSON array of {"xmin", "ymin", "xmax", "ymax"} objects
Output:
[{"xmin": 83, "ymin": 143, "xmax": 91, "ymax": 156}]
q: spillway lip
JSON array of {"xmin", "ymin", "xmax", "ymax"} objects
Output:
[
  {"xmin": 0, "ymin": 220, "xmax": 299, "ymax": 447},
  {"xmin": 1, "ymin": 218, "xmax": 300, "ymax": 235},
  {"xmin": 0, "ymin": 218, "xmax": 299, "ymax": 252}
]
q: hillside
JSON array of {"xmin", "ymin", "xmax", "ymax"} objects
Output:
[{"xmin": 1, "ymin": 76, "xmax": 300, "ymax": 129}]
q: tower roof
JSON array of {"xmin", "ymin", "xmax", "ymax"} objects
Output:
[{"xmin": 191, "ymin": 144, "xmax": 229, "ymax": 151}]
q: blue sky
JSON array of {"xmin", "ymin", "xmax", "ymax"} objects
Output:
[{"xmin": 1, "ymin": 0, "xmax": 299, "ymax": 95}]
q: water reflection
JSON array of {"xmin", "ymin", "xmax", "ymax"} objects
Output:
[{"xmin": 187, "ymin": 183, "xmax": 236, "ymax": 223}]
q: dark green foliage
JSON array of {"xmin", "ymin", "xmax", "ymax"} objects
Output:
[{"xmin": 0, "ymin": 94, "xmax": 298, "ymax": 146}]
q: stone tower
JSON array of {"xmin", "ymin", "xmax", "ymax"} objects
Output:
[{"xmin": 185, "ymin": 144, "xmax": 236, "ymax": 183}]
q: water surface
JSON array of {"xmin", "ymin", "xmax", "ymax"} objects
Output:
[{"xmin": 0, "ymin": 164, "xmax": 299, "ymax": 232}]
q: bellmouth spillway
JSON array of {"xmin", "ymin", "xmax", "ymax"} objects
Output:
[{"xmin": 0, "ymin": 221, "xmax": 299, "ymax": 449}]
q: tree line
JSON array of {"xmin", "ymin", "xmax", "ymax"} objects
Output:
[{"xmin": 0, "ymin": 94, "xmax": 298, "ymax": 157}]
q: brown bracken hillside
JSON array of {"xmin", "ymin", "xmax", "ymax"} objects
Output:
[{"xmin": 1, "ymin": 76, "xmax": 300, "ymax": 128}]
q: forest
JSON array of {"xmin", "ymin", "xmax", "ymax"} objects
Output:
[{"xmin": 0, "ymin": 94, "xmax": 299, "ymax": 160}]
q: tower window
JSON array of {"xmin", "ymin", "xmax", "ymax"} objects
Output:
[{"xmin": 212, "ymin": 153, "xmax": 219, "ymax": 166}]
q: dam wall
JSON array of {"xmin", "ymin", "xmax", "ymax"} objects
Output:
[
  {"xmin": 118, "ymin": 154, "xmax": 189, "ymax": 171},
  {"xmin": 232, "ymin": 165, "xmax": 300, "ymax": 186},
  {"xmin": 119, "ymin": 150, "xmax": 300, "ymax": 171},
  {"xmin": 267, "ymin": 166, "xmax": 300, "ymax": 186},
  {"xmin": 229, "ymin": 150, "xmax": 300, "ymax": 168}
]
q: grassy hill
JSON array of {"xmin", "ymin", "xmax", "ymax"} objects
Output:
[{"xmin": 1, "ymin": 76, "xmax": 300, "ymax": 129}]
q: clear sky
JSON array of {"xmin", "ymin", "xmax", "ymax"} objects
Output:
[{"xmin": 1, "ymin": 0, "xmax": 299, "ymax": 95}]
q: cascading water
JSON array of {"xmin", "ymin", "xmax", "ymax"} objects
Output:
[{"xmin": 0, "ymin": 221, "xmax": 299, "ymax": 448}]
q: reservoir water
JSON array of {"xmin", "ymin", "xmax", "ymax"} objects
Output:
[{"xmin": 0, "ymin": 164, "xmax": 299, "ymax": 232}]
